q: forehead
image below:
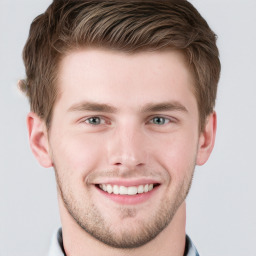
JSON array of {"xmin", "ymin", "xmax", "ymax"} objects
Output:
[{"xmin": 55, "ymin": 48, "xmax": 196, "ymax": 111}]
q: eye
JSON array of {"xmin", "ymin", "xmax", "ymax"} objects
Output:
[
  {"xmin": 150, "ymin": 116, "xmax": 170, "ymax": 125},
  {"xmin": 85, "ymin": 116, "xmax": 105, "ymax": 125}
]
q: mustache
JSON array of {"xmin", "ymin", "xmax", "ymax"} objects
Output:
[{"xmin": 85, "ymin": 168, "xmax": 166, "ymax": 184}]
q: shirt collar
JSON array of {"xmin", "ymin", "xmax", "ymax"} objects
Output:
[
  {"xmin": 184, "ymin": 235, "xmax": 200, "ymax": 256},
  {"xmin": 48, "ymin": 228, "xmax": 199, "ymax": 256},
  {"xmin": 48, "ymin": 228, "xmax": 65, "ymax": 256}
]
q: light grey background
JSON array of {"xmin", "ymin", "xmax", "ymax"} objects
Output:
[{"xmin": 1, "ymin": 0, "xmax": 255, "ymax": 255}]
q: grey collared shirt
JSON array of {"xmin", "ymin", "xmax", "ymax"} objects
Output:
[{"xmin": 48, "ymin": 228, "xmax": 199, "ymax": 256}]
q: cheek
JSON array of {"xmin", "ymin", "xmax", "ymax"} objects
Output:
[
  {"xmin": 153, "ymin": 134, "xmax": 198, "ymax": 180},
  {"xmin": 50, "ymin": 132, "xmax": 105, "ymax": 176}
]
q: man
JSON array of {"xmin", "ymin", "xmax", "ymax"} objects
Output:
[{"xmin": 20, "ymin": 0, "xmax": 220, "ymax": 255}]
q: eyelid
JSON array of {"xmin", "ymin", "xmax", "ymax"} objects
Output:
[
  {"xmin": 147, "ymin": 115, "xmax": 176, "ymax": 124},
  {"xmin": 78, "ymin": 114, "xmax": 177, "ymax": 126},
  {"xmin": 81, "ymin": 115, "xmax": 111, "ymax": 125}
]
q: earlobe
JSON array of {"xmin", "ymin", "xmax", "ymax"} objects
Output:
[
  {"xmin": 196, "ymin": 112, "xmax": 217, "ymax": 166},
  {"xmin": 27, "ymin": 112, "xmax": 53, "ymax": 168}
]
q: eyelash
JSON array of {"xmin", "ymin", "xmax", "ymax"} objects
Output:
[
  {"xmin": 81, "ymin": 115, "xmax": 175, "ymax": 126},
  {"xmin": 83, "ymin": 116, "xmax": 110, "ymax": 126},
  {"xmin": 148, "ymin": 116, "xmax": 171, "ymax": 125}
]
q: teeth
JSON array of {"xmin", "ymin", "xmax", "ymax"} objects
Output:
[
  {"xmin": 127, "ymin": 186, "xmax": 137, "ymax": 195},
  {"xmin": 98, "ymin": 183, "xmax": 155, "ymax": 195},
  {"xmin": 102, "ymin": 184, "xmax": 107, "ymax": 192},
  {"xmin": 107, "ymin": 184, "xmax": 113, "ymax": 194},
  {"xmin": 138, "ymin": 185, "xmax": 144, "ymax": 194},
  {"xmin": 113, "ymin": 185, "xmax": 119, "ymax": 195},
  {"xmin": 119, "ymin": 186, "xmax": 128, "ymax": 195}
]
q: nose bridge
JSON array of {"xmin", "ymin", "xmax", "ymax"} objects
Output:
[{"xmin": 107, "ymin": 121, "xmax": 147, "ymax": 168}]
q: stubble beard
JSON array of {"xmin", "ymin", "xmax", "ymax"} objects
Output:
[{"xmin": 54, "ymin": 167, "xmax": 194, "ymax": 249}]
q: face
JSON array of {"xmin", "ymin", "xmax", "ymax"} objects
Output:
[{"xmin": 29, "ymin": 48, "xmax": 216, "ymax": 249}]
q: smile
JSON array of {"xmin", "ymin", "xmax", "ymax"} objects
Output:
[{"xmin": 98, "ymin": 184, "xmax": 155, "ymax": 195}]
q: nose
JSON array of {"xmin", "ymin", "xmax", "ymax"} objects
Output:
[{"xmin": 107, "ymin": 123, "xmax": 148, "ymax": 169}]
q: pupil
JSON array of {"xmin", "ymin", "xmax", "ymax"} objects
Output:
[
  {"xmin": 90, "ymin": 117, "xmax": 100, "ymax": 124},
  {"xmin": 154, "ymin": 117, "xmax": 164, "ymax": 124}
]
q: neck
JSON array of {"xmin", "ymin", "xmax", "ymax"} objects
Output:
[{"xmin": 59, "ymin": 196, "xmax": 186, "ymax": 256}]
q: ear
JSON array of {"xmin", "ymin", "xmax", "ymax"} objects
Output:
[
  {"xmin": 27, "ymin": 112, "xmax": 53, "ymax": 168},
  {"xmin": 196, "ymin": 111, "xmax": 217, "ymax": 166}
]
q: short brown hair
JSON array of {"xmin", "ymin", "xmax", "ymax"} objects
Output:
[{"xmin": 20, "ymin": 0, "xmax": 221, "ymax": 130}]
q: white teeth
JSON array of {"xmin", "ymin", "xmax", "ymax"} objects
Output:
[
  {"xmin": 138, "ymin": 185, "xmax": 144, "ymax": 194},
  {"xmin": 119, "ymin": 186, "xmax": 128, "ymax": 195},
  {"xmin": 98, "ymin": 184, "xmax": 155, "ymax": 195},
  {"xmin": 127, "ymin": 186, "xmax": 137, "ymax": 195},
  {"xmin": 107, "ymin": 184, "xmax": 113, "ymax": 194},
  {"xmin": 113, "ymin": 185, "xmax": 119, "ymax": 195}
]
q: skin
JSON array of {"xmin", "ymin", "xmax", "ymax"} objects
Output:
[{"xmin": 27, "ymin": 48, "xmax": 216, "ymax": 256}]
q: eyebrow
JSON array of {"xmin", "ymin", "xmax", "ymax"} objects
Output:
[
  {"xmin": 68, "ymin": 102, "xmax": 118, "ymax": 113},
  {"xmin": 68, "ymin": 101, "xmax": 188, "ymax": 113},
  {"xmin": 141, "ymin": 102, "xmax": 188, "ymax": 113}
]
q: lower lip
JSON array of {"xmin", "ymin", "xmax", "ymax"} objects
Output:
[{"xmin": 95, "ymin": 185, "xmax": 159, "ymax": 205}]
